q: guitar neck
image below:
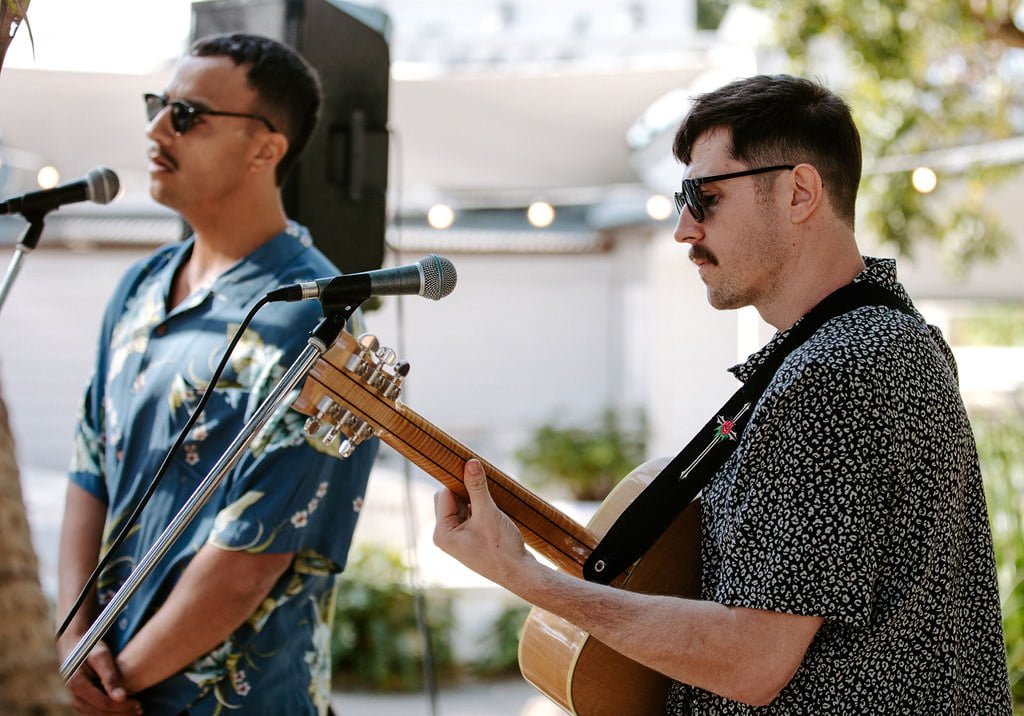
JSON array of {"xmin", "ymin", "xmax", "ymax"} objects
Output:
[{"xmin": 295, "ymin": 340, "xmax": 598, "ymax": 578}]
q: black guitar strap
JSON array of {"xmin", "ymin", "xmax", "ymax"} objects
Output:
[{"xmin": 582, "ymin": 280, "xmax": 916, "ymax": 584}]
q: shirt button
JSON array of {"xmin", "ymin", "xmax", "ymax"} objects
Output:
[{"xmin": 154, "ymin": 324, "xmax": 168, "ymax": 337}]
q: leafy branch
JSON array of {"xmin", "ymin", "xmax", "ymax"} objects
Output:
[
  {"xmin": 1, "ymin": 0, "xmax": 33, "ymax": 71},
  {"xmin": 749, "ymin": 0, "xmax": 1024, "ymax": 273}
]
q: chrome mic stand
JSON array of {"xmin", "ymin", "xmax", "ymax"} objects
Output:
[
  {"xmin": 59, "ymin": 309, "xmax": 354, "ymax": 682},
  {"xmin": 0, "ymin": 211, "xmax": 46, "ymax": 316}
]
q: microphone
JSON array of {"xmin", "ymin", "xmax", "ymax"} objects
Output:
[
  {"xmin": 267, "ymin": 254, "xmax": 457, "ymax": 303},
  {"xmin": 0, "ymin": 167, "xmax": 120, "ymax": 216}
]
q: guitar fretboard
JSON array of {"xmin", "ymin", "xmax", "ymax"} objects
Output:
[{"xmin": 296, "ymin": 340, "xmax": 599, "ymax": 578}]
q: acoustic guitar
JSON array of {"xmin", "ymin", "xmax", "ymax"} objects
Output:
[{"xmin": 292, "ymin": 331, "xmax": 702, "ymax": 715}]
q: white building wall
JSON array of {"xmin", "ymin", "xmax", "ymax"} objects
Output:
[
  {"xmin": 645, "ymin": 229, "xmax": 746, "ymax": 458},
  {"xmin": 364, "ymin": 248, "xmax": 627, "ymax": 472}
]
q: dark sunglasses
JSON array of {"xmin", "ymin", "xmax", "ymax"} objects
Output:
[
  {"xmin": 674, "ymin": 165, "xmax": 795, "ymax": 222},
  {"xmin": 144, "ymin": 93, "xmax": 277, "ymax": 136}
]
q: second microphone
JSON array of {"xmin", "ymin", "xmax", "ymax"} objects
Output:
[{"xmin": 267, "ymin": 254, "xmax": 457, "ymax": 304}]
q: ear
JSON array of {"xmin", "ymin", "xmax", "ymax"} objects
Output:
[
  {"xmin": 788, "ymin": 163, "xmax": 824, "ymax": 224},
  {"xmin": 250, "ymin": 132, "xmax": 289, "ymax": 175}
]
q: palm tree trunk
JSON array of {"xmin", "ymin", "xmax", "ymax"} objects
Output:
[
  {"xmin": 0, "ymin": 4, "xmax": 73, "ymax": 710},
  {"xmin": 0, "ymin": 384, "xmax": 71, "ymax": 713}
]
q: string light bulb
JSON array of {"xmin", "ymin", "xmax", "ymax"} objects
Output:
[
  {"xmin": 527, "ymin": 200, "xmax": 555, "ymax": 228},
  {"xmin": 427, "ymin": 203, "xmax": 455, "ymax": 230},
  {"xmin": 911, "ymin": 166, "xmax": 937, "ymax": 194},
  {"xmin": 645, "ymin": 194, "xmax": 673, "ymax": 221},
  {"xmin": 37, "ymin": 166, "xmax": 60, "ymax": 189}
]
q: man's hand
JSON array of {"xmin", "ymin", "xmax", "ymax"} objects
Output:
[
  {"xmin": 58, "ymin": 483, "xmax": 141, "ymax": 713},
  {"xmin": 432, "ymin": 458, "xmax": 537, "ymax": 587},
  {"xmin": 62, "ymin": 640, "xmax": 141, "ymax": 715}
]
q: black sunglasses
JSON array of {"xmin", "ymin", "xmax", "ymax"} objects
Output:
[
  {"xmin": 144, "ymin": 93, "xmax": 277, "ymax": 136},
  {"xmin": 674, "ymin": 165, "xmax": 795, "ymax": 223}
]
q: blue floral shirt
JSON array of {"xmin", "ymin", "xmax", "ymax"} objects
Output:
[{"xmin": 70, "ymin": 223, "xmax": 378, "ymax": 714}]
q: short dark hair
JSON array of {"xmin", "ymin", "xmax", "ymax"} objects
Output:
[
  {"xmin": 190, "ymin": 32, "xmax": 322, "ymax": 185},
  {"xmin": 673, "ymin": 75, "xmax": 861, "ymax": 225}
]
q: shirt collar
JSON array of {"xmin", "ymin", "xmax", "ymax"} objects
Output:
[
  {"xmin": 729, "ymin": 256, "xmax": 914, "ymax": 382},
  {"xmin": 177, "ymin": 222, "xmax": 315, "ymax": 308}
]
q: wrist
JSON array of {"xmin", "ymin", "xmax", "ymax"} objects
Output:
[{"xmin": 503, "ymin": 551, "xmax": 550, "ymax": 601}]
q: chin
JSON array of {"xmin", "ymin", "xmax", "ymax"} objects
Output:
[
  {"xmin": 148, "ymin": 184, "xmax": 181, "ymax": 212},
  {"xmin": 707, "ymin": 289, "xmax": 749, "ymax": 312}
]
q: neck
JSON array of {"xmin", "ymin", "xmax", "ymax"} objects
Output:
[
  {"xmin": 169, "ymin": 189, "xmax": 288, "ymax": 308},
  {"xmin": 758, "ymin": 229, "xmax": 865, "ymax": 331}
]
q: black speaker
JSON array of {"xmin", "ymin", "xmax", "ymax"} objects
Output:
[{"xmin": 191, "ymin": 0, "xmax": 390, "ymax": 274}]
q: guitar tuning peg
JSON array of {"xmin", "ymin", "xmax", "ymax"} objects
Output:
[
  {"xmin": 377, "ymin": 346, "xmax": 397, "ymax": 366},
  {"xmin": 358, "ymin": 333, "xmax": 380, "ymax": 353},
  {"xmin": 322, "ymin": 409, "xmax": 352, "ymax": 445},
  {"xmin": 382, "ymin": 361, "xmax": 410, "ymax": 401},
  {"xmin": 337, "ymin": 420, "xmax": 375, "ymax": 458},
  {"xmin": 303, "ymin": 416, "xmax": 322, "ymax": 436},
  {"xmin": 322, "ymin": 424, "xmax": 343, "ymax": 445},
  {"xmin": 353, "ymin": 423, "xmax": 375, "ymax": 443},
  {"xmin": 304, "ymin": 395, "xmax": 342, "ymax": 436}
]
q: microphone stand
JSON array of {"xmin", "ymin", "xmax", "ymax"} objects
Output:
[
  {"xmin": 59, "ymin": 307, "xmax": 356, "ymax": 682},
  {"xmin": 0, "ymin": 210, "xmax": 47, "ymax": 316}
]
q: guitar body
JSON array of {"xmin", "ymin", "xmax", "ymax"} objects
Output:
[
  {"xmin": 291, "ymin": 333, "xmax": 702, "ymax": 715},
  {"xmin": 518, "ymin": 459, "xmax": 702, "ymax": 715}
]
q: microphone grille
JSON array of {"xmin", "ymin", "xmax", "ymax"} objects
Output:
[
  {"xmin": 418, "ymin": 255, "xmax": 457, "ymax": 300},
  {"xmin": 85, "ymin": 167, "xmax": 121, "ymax": 205}
]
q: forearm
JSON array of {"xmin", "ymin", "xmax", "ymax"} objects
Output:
[
  {"xmin": 56, "ymin": 484, "xmax": 106, "ymax": 650},
  {"xmin": 510, "ymin": 559, "xmax": 816, "ymax": 705},
  {"xmin": 433, "ymin": 461, "xmax": 822, "ymax": 707},
  {"xmin": 116, "ymin": 545, "xmax": 293, "ymax": 694}
]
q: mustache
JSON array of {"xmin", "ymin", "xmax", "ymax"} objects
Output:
[
  {"xmin": 148, "ymin": 146, "xmax": 179, "ymax": 171},
  {"xmin": 689, "ymin": 244, "xmax": 718, "ymax": 266}
]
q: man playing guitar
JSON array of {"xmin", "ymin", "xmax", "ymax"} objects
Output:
[{"xmin": 432, "ymin": 75, "xmax": 1011, "ymax": 714}]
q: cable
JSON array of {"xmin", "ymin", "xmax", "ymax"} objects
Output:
[
  {"xmin": 57, "ymin": 294, "xmax": 273, "ymax": 639},
  {"xmin": 385, "ymin": 126, "xmax": 440, "ymax": 716}
]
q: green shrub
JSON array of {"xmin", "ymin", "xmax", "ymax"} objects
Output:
[
  {"xmin": 331, "ymin": 543, "xmax": 456, "ymax": 692},
  {"xmin": 974, "ymin": 410, "xmax": 1024, "ymax": 710},
  {"xmin": 516, "ymin": 408, "xmax": 647, "ymax": 501}
]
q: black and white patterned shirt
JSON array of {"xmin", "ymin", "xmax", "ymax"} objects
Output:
[{"xmin": 666, "ymin": 258, "xmax": 1011, "ymax": 714}]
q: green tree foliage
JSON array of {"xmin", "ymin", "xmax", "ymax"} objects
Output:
[
  {"xmin": 0, "ymin": 0, "xmax": 32, "ymax": 71},
  {"xmin": 748, "ymin": 0, "xmax": 1024, "ymax": 272}
]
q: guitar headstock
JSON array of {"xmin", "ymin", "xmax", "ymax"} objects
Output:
[
  {"xmin": 294, "ymin": 331, "xmax": 410, "ymax": 457},
  {"xmin": 295, "ymin": 330, "xmax": 601, "ymax": 576}
]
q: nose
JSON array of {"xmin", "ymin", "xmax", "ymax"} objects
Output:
[
  {"xmin": 673, "ymin": 206, "xmax": 703, "ymax": 245},
  {"xmin": 145, "ymin": 105, "xmax": 173, "ymax": 142}
]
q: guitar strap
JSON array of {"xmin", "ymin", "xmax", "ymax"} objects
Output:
[{"xmin": 582, "ymin": 280, "xmax": 916, "ymax": 584}]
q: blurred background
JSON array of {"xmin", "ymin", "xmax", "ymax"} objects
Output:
[{"xmin": 1, "ymin": 1, "xmax": 1023, "ymax": 713}]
